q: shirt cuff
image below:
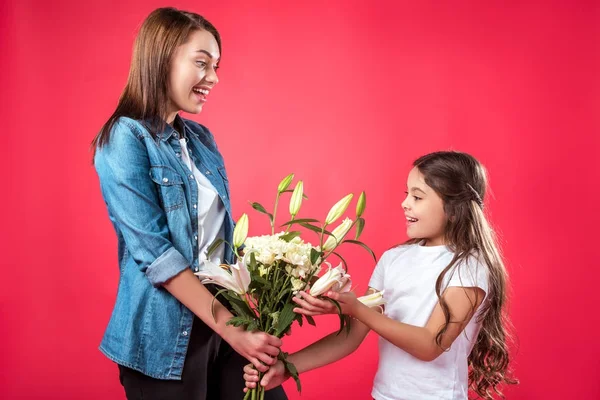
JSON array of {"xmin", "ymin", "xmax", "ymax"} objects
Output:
[{"xmin": 146, "ymin": 247, "xmax": 190, "ymax": 286}]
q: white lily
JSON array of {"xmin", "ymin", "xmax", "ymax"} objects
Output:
[
  {"xmin": 322, "ymin": 218, "xmax": 353, "ymax": 252},
  {"xmin": 309, "ymin": 264, "xmax": 352, "ymax": 297},
  {"xmin": 195, "ymin": 260, "xmax": 251, "ymax": 295},
  {"xmin": 358, "ymin": 290, "xmax": 386, "ymax": 308}
]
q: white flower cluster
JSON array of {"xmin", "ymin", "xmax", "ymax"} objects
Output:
[{"xmin": 243, "ymin": 232, "xmax": 320, "ymax": 279}]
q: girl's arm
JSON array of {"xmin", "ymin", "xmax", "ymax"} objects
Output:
[
  {"xmin": 289, "ymin": 316, "xmax": 370, "ymax": 372},
  {"xmin": 328, "ymin": 286, "xmax": 485, "ymax": 362},
  {"xmin": 243, "ymin": 289, "xmax": 377, "ymax": 391}
]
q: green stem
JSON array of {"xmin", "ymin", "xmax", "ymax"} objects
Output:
[{"xmin": 272, "ymin": 193, "xmax": 280, "ymax": 235}]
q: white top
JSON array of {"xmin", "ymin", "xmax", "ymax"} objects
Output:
[
  {"xmin": 179, "ymin": 139, "xmax": 225, "ymax": 264},
  {"xmin": 368, "ymin": 243, "xmax": 489, "ymax": 400}
]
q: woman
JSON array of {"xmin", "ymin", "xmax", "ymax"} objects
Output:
[{"xmin": 92, "ymin": 7, "xmax": 287, "ymax": 400}]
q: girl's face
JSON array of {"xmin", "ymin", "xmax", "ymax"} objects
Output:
[
  {"xmin": 166, "ymin": 29, "xmax": 220, "ymax": 123},
  {"xmin": 401, "ymin": 167, "xmax": 447, "ymax": 246}
]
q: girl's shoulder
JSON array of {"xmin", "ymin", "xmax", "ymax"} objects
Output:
[{"xmin": 379, "ymin": 243, "xmax": 417, "ymax": 265}]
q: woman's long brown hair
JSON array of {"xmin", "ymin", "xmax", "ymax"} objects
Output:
[{"xmin": 91, "ymin": 7, "xmax": 221, "ymax": 154}]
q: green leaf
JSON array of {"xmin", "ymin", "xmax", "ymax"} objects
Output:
[
  {"xmin": 281, "ymin": 189, "xmax": 308, "ymax": 199},
  {"xmin": 252, "ymin": 275, "xmax": 272, "ymax": 290},
  {"xmin": 299, "ymin": 222, "xmax": 333, "ymax": 236},
  {"xmin": 310, "ymin": 248, "xmax": 322, "ymax": 265},
  {"xmin": 279, "ymin": 231, "xmax": 302, "ymax": 242},
  {"xmin": 280, "ymin": 218, "xmax": 320, "ymax": 226},
  {"xmin": 279, "ymin": 352, "xmax": 302, "ymax": 393},
  {"xmin": 274, "ymin": 302, "xmax": 297, "ymax": 337},
  {"xmin": 294, "ymin": 313, "xmax": 304, "ymax": 327},
  {"xmin": 221, "ymin": 292, "xmax": 254, "ymax": 318},
  {"xmin": 205, "ymin": 238, "xmax": 225, "ymax": 259},
  {"xmin": 305, "ymin": 315, "xmax": 316, "ymax": 326},
  {"xmin": 327, "ymin": 298, "xmax": 346, "ymax": 336},
  {"xmin": 226, "ymin": 315, "xmax": 255, "ymax": 328},
  {"xmin": 247, "ymin": 320, "xmax": 259, "ymax": 331},
  {"xmin": 354, "ymin": 217, "xmax": 365, "ymax": 240},
  {"xmin": 343, "ymin": 314, "xmax": 352, "ymax": 335},
  {"xmin": 332, "ymin": 251, "xmax": 349, "ymax": 273},
  {"xmin": 249, "ymin": 202, "xmax": 274, "ymax": 223},
  {"xmin": 277, "ymin": 287, "xmax": 293, "ymax": 302},
  {"xmin": 342, "ymin": 239, "xmax": 377, "ymax": 262}
]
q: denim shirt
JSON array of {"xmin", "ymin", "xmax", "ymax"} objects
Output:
[{"xmin": 94, "ymin": 115, "xmax": 235, "ymax": 380}]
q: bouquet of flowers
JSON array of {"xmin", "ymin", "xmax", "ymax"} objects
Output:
[{"xmin": 195, "ymin": 174, "xmax": 384, "ymax": 399}]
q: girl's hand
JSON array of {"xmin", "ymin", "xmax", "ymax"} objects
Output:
[
  {"xmin": 324, "ymin": 291, "xmax": 362, "ymax": 316},
  {"xmin": 243, "ymin": 361, "xmax": 289, "ymax": 392},
  {"xmin": 292, "ymin": 291, "xmax": 338, "ymax": 316}
]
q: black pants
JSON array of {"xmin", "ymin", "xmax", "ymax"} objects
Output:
[{"xmin": 118, "ymin": 316, "xmax": 288, "ymax": 400}]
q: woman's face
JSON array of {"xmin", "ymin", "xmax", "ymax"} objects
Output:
[{"xmin": 166, "ymin": 29, "xmax": 220, "ymax": 122}]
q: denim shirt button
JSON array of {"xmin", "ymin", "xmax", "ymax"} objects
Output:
[
  {"xmin": 176, "ymin": 153, "xmax": 181, "ymax": 157},
  {"xmin": 205, "ymin": 170, "xmax": 211, "ymax": 175},
  {"xmin": 189, "ymin": 174, "xmax": 194, "ymax": 180},
  {"xmin": 162, "ymin": 178, "xmax": 169, "ymax": 183},
  {"xmin": 182, "ymin": 331, "xmax": 188, "ymax": 336},
  {"xmin": 194, "ymin": 235, "xmax": 198, "ymax": 240}
]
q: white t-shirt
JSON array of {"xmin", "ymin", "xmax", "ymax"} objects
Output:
[
  {"xmin": 179, "ymin": 139, "xmax": 225, "ymax": 265},
  {"xmin": 368, "ymin": 242, "xmax": 489, "ymax": 400}
]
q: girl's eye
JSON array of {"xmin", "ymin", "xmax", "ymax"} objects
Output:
[{"xmin": 214, "ymin": 64, "xmax": 220, "ymax": 71}]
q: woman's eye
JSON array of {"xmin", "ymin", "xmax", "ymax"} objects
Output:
[
  {"xmin": 196, "ymin": 61, "xmax": 207, "ymax": 68},
  {"xmin": 413, "ymin": 196, "xmax": 421, "ymax": 201}
]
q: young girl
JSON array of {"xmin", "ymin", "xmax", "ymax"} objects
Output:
[
  {"xmin": 92, "ymin": 8, "xmax": 286, "ymax": 400},
  {"xmin": 243, "ymin": 151, "xmax": 516, "ymax": 399}
]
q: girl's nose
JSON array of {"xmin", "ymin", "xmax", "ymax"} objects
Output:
[{"xmin": 401, "ymin": 198, "xmax": 409, "ymax": 211}]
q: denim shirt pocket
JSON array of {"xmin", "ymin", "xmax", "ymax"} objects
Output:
[
  {"xmin": 217, "ymin": 166, "xmax": 230, "ymax": 199},
  {"xmin": 150, "ymin": 165, "xmax": 185, "ymax": 212}
]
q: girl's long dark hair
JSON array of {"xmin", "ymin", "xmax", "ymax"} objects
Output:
[{"xmin": 406, "ymin": 151, "xmax": 517, "ymax": 398}]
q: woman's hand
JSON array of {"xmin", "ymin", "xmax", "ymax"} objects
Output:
[
  {"xmin": 243, "ymin": 361, "xmax": 289, "ymax": 392},
  {"xmin": 223, "ymin": 328, "xmax": 282, "ymax": 372},
  {"xmin": 292, "ymin": 291, "xmax": 338, "ymax": 316}
]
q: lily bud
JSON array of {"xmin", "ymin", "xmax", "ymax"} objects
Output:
[
  {"xmin": 289, "ymin": 181, "xmax": 304, "ymax": 216},
  {"xmin": 322, "ymin": 218, "xmax": 353, "ymax": 252},
  {"xmin": 277, "ymin": 173, "xmax": 295, "ymax": 193},
  {"xmin": 233, "ymin": 213, "xmax": 249, "ymax": 248},
  {"xmin": 356, "ymin": 191, "xmax": 366, "ymax": 217},
  {"xmin": 358, "ymin": 290, "xmax": 386, "ymax": 308},
  {"xmin": 325, "ymin": 193, "xmax": 353, "ymax": 225}
]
